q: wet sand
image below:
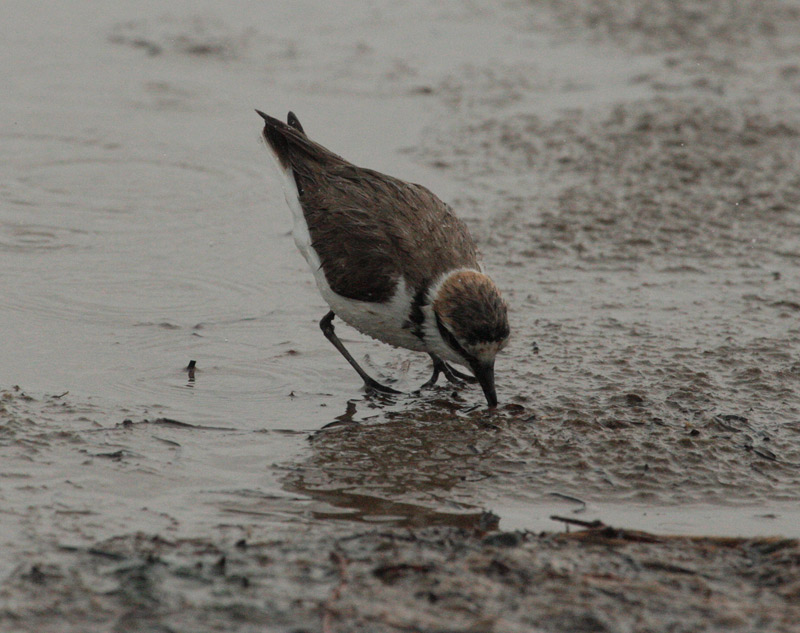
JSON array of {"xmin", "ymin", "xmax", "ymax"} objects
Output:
[
  {"xmin": 2, "ymin": 1, "xmax": 800, "ymax": 631},
  {"xmin": 3, "ymin": 522, "xmax": 799, "ymax": 632}
]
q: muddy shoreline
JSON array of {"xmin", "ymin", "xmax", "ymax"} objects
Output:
[{"xmin": 3, "ymin": 522, "xmax": 799, "ymax": 633}]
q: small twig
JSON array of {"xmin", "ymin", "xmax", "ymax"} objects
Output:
[
  {"xmin": 185, "ymin": 359, "xmax": 196, "ymax": 382},
  {"xmin": 744, "ymin": 444, "xmax": 778, "ymax": 462},
  {"xmin": 548, "ymin": 492, "xmax": 587, "ymax": 512},
  {"xmin": 550, "ymin": 515, "xmax": 605, "ymax": 530}
]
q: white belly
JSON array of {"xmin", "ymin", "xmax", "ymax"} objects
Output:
[
  {"xmin": 272, "ymin": 159, "xmax": 425, "ymax": 352},
  {"xmin": 316, "ymin": 273, "xmax": 426, "ymax": 351}
]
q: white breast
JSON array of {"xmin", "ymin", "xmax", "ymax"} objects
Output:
[
  {"xmin": 269, "ymin": 156, "xmax": 426, "ymax": 352},
  {"xmin": 318, "ymin": 275, "xmax": 426, "ymax": 351}
]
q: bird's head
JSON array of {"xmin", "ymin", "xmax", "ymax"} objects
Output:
[{"xmin": 432, "ymin": 270, "xmax": 509, "ymax": 407}]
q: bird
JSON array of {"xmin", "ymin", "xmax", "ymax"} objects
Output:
[{"xmin": 256, "ymin": 110, "xmax": 509, "ymax": 407}]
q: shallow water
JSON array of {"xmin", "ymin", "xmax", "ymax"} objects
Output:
[{"xmin": 3, "ymin": 0, "xmax": 800, "ymax": 604}]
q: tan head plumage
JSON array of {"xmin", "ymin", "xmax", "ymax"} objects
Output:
[{"xmin": 433, "ymin": 270, "xmax": 509, "ymax": 356}]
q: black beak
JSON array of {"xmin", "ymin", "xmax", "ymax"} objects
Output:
[{"xmin": 470, "ymin": 360, "xmax": 497, "ymax": 408}]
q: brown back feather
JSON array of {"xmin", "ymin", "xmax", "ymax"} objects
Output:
[{"xmin": 259, "ymin": 111, "xmax": 480, "ymax": 303}]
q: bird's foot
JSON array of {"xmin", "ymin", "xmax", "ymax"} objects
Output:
[
  {"xmin": 363, "ymin": 376, "xmax": 402, "ymax": 395},
  {"xmin": 441, "ymin": 362, "xmax": 478, "ymax": 385},
  {"xmin": 422, "ymin": 356, "xmax": 477, "ymax": 389}
]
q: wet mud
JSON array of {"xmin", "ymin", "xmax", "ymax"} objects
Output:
[
  {"xmin": 3, "ymin": 520, "xmax": 799, "ymax": 632},
  {"xmin": 3, "ymin": 0, "xmax": 800, "ymax": 631}
]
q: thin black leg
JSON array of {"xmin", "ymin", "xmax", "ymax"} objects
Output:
[
  {"xmin": 319, "ymin": 311, "xmax": 400, "ymax": 395},
  {"xmin": 422, "ymin": 354, "xmax": 479, "ymax": 389},
  {"xmin": 442, "ymin": 361, "xmax": 478, "ymax": 384},
  {"xmin": 421, "ymin": 355, "xmax": 446, "ymax": 389}
]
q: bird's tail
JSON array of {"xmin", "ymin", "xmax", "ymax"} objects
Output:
[{"xmin": 255, "ymin": 110, "xmax": 305, "ymax": 168}]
